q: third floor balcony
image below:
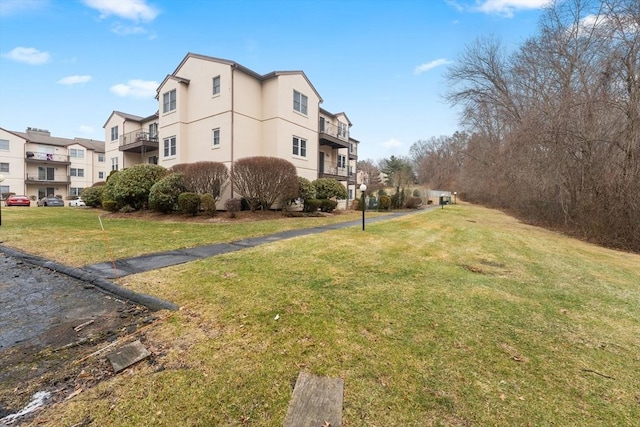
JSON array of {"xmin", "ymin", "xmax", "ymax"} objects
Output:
[
  {"xmin": 319, "ymin": 120, "xmax": 350, "ymax": 150},
  {"xmin": 120, "ymin": 130, "xmax": 159, "ymax": 153}
]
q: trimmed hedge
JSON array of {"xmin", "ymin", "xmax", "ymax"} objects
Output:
[{"xmin": 178, "ymin": 192, "xmax": 200, "ymax": 216}]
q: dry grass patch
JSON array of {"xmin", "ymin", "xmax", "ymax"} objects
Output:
[{"xmin": 10, "ymin": 204, "xmax": 640, "ymax": 426}]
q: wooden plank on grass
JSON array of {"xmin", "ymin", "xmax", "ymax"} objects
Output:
[{"xmin": 283, "ymin": 371, "xmax": 344, "ymax": 427}]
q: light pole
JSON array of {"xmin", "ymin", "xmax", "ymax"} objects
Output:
[
  {"xmin": 453, "ymin": 191, "xmax": 457, "ymax": 204},
  {"xmin": 360, "ymin": 183, "xmax": 367, "ymax": 231},
  {"xmin": 0, "ymin": 174, "xmax": 4, "ymax": 226},
  {"xmin": 441, "ymin": 193, "xmax": 445, "ymax": 209}
]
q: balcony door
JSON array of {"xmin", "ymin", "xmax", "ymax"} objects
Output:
[
  {"xmin": 319, "ymin": 152, "xmax": 325, "ymax": 174},
  {"xmin": 38, "ymin": 166, "xmax": 55, "ymax": 181}
]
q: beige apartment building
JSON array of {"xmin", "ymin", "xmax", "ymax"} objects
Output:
[
  {"xmin": 104, "ymin": 53, "xmax": 359, "ymax": 207},
  {"xmin": 0, "ymin": 127, "xmax": 106, "ymax": 202}
]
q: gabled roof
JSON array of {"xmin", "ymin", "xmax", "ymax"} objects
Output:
[
  {"xmin": 320, "ymin": 108, "xmax": 352, "ymax": 126},
  {"xmin": 163, "ymin": 52, "xmax": 323, "ymax": 102},
  {"xmin": 102, "ymin": 110, "xmax": 147, "ymax": 128}
]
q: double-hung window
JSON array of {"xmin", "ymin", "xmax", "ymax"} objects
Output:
[
  {"xmin": 98, "ymin": 171, "xmax": 105, "ymax": 179},
  {"xmin": 98, "ymin": 154, "xmax": 105, "ymax": 162},
  {"xmin": 212, "ymin": 128, "xmax": 220, "ymax": 147},
  {"xmin": 111, "ymin": 157, "xmax": 119, "ymax": 171},
  {"xmin": 292, "ymin": 136, "xmax": 307, "ymax": 158},
  {"xmin": 163, "ymin": 89, "xmax": 176, "ymax": 113},
  {"xmin": 337, "ymin": 154, "xmax": 346, "ymax": 169},
  {"xmin": 70, "ymin": 148, "xmax": 85, "ymax": 159},
  {"xmin": 111, "ymin": 126, "xmax": 118, "ymax": 141},
  {"xmin": 0, "ymin": 162, "xmax": 8, "ymax": 173},
  {"xmin": 293, "ymin": 90, "xmax": 308, "ymax": 115},
  {"xmin": 212, "ymin": 76, "xmax": 221, "ymax": 95},
  {"xmin": 163, "ymin": 137, "xmax": 177, "ymax": 157},
  {"xmin": 70, "ymin": 168, "xmax": 85, "ymax": 177},
  {"xmin": 0, "ymin": 139, "xmax": 9, "ymax": 151}
]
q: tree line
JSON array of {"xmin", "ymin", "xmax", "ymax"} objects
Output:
[{"xmin": 361, "ymin": 0, "xmax": 639, "ymax": 252}]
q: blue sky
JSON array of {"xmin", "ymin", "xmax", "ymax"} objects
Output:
[{"xmin": 0, "ymin": 0, "xmax": 550, "ymax": 161}]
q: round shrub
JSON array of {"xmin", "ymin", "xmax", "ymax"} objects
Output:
[
  {"xmin": 103, "ymin": 164, "xmax": 168, "ymax": 211},
  {"xmin": 149, "ymin": 173, "xmax": 186, "ymax": 213},
  {"xmin": 404, "ymin": 196, "xmax": 423, "ymax": 209},
  {"xmin": 313, "ymin": 178, "xmax": 347, "ymax": 200},
  {"xmin": 81, "ymin": 185, "xmax": 104, "ymax": 207},
  {"xmin": 413, "ymin": 189, "xmax": 422, "ymax": 197},
  {"xmin": 225, "ymin": 198, "xmax": 242, "ymax": 218},
  {"xmin": 178, "ymin": 192, "xmax": 200, "ymax": 216},
  {"xmin": 379, "ymin": 195, "xmax": 391, "ymax": 211},
  {"xmin": 200, "ymin": 193, "xmax": 217, "ymax": 216},
  {"xmin": 305, "ymin": 199, "xmax": 322, "ymax": 212},
  {"xmin": 320, "ymin": 199, "xmax": 338, "ymax": 212},
  {"xmin": 102, "ymin": 200, "xmax": 118, "ymax": 212}
]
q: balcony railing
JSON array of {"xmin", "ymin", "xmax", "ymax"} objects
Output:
[
  {"xmin": 25, "ymin": 151, "xmax": 70, "ymax": 163},
  {"xmin": 319, "ymin": 161, "xmax": 349, "ymax": 178},
  {"xmin": 25, "ymin": 174, "xmax": 71, "ymax": 184},
  {"xmin": 120, "ymin": 130, "xmax": 158, "ymax": 147},
  {"xmin": 319, "ymin": 121, "xmax": 349, "ymax": 141}
]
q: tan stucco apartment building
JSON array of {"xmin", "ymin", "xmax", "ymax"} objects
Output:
[
  {"xmin": 103, "ymin": 53, "xmax": 359, "ymax": 207},
  {"xmin": 0, "ymin": 127, "xmax": 106, "ymax": 203}
]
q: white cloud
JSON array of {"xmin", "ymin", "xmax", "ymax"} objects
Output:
[
  {"xmin": 110, "ymin": 79, "xmax": 158, "ymax": 98},
  {"xmin": 2, "ymin": 47, "xmax": 50, "ymax": 65},
  {"xmin": 475, "ymin": 0, "xmax": 551, "ymax": 18},
  {"xmin": 79, "ymin": 125, "xmax": 95, "ymax": 134},
  {"xmin": 83, "ymin": 0, "xmax": 159, "ymax": 22},
  {"xmin": 111, "ymin": 22, "xmax": 147, "ymax": 36},
  {"xmin": 0, "ymin": 0, "xmax": 48, "ymax": 16},
  {"xmin": 381, "ymin": 138, "xmax": 403, "ymax": 149},
  {"xmin": 57, "ymin": 75, "xmax": 92, "ymax": 85},
  {"xmin": 414, "ymin": 59, "xmax": 453, "ymax": 75}
]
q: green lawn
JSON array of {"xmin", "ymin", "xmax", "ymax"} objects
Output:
[{"xmin": 2, "ymin": 205, "xmax": 638, "ymax": 426}]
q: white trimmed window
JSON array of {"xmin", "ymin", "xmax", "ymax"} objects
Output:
[
  {"xmin": 70, "ymin": 148, "xmax": 85, "ymax": 159},
  {"xmin": 212, "ymin": 128, "xmax": 220, "ymax": 147},
  {"xmin": 0, "ymin": 139, "xmax": 9, "ymax": 150},
  {"xmin": 70, "ymin": 187, "xmax": 83, "ymax": 196},
  {"xmin": 292, "ymin": 136, "xmax": 307, "ymax": 157},
  {"xmin": 70, "ymin": 168, "xmax": 85, "ymax": 177},
  {"xmin": 293, "ymin": 90, "xmax": 308, "ymax": 115},
  {"xmin": 0, "ymin": 162, "xmax": 8, "ymax": 173},
  {"xmin": 111, "ymin": 157, "xmax": 118, "ymax": 171},
  {"xmin": 337, "ymin": 154, "xmax": 346, "ymax": 169},
  {"xmin": 111, "ymin": 126, "xmax": 118, "ymax": 141},
  {"xmin": 163, "ymin": 89, "xmax": 176, "ymax": 113},
  {"xmin": 98, "ymin": 154, "xmax": 105, "ymax": 162},
  {"xmin": 163, "ymin": 137, "xmax": 177, "ymax": 157},
  {"xmin": 98, "ymin": 171, "xmax": 105, "ymax": 179},
  {"xmin": 213, "ymin": 76, "xmax": 221, "ymax": 95}
]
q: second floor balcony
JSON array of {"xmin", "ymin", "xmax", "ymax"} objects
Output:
[
  {"xmin": 120, "ymin": 130, "xmax": 159, "ymax": 153},
  {"xmin": 318, "ymin": 161, "xmax": 355, "ymax": 183},
  {"xmin": 25, "ymin": 151, "xmax": 70, "ymax": 165},
  {"xmin": 25, "ymin": 174, "xmax": 71, "ymax": 185}
]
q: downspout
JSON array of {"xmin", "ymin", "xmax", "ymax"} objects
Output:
[{"xmin": 230, "ymin": 65, "xmax": 235, "ymax": 198}]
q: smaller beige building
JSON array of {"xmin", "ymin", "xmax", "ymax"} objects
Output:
[{"xmin": 0, "ymin": 127, "xmax": 106, "ymax": 202}]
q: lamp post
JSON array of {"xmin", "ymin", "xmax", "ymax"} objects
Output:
[
  {"xmin": 0, "ymin": 174, "xmax": 4, "ymax": 226},
  {"xmin": 360, "ymin": 183, "xmax": 367, "ymax": 231},
  {"xmin": 453, "ymin": 191, "xmax": 457, "ymax": 204},
  {"xmin": 441, "ymin": 193, "xmax": 445, "ymax": 209}
]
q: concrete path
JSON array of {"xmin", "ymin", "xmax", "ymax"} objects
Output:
[{"xmin": 81, "ymin": 208, "xmax": 434, "ymax": 280}]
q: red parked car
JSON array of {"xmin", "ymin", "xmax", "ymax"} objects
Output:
[{"xmin": 5, "ymin": 195, "xmax": 31, "ymax": 207}]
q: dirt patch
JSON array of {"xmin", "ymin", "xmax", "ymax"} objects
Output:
[{"xmin": 0, "ymin": 253, "xmax": 162, "ymax": 425}]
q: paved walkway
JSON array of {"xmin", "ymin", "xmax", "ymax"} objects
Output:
[{"xmin": 81, "ymin": 208, "xmax": 435, "ymax": 280}]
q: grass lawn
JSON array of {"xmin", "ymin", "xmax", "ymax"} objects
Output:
[{"xmin": 2, "ymin": 204, "xmax": 639, "ymax": 426}]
